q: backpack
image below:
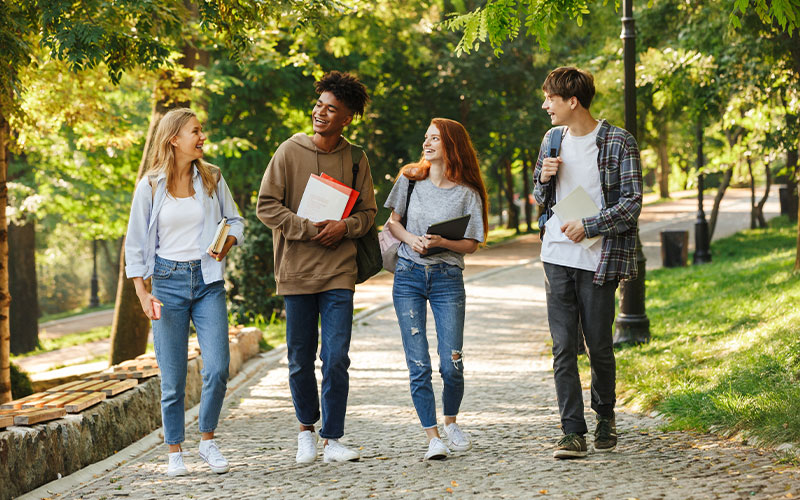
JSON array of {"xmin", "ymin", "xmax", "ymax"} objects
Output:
[
  {"xmin": 537, "ymin": 126, "xmax": 565, "ymax": 240},
  {"xmin": 349, "ymin": 146, "xmax": 382, "ymax": 284}
]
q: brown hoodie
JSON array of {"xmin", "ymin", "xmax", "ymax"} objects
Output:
[{"xmin": 257, "ymin": 133, "xmax": 377, "ymax": 295}]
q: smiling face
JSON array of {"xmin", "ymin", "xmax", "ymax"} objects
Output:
[
  {"xmin": 170, "ymin": 116, "xmax": 206, "ymax": 162},
  {"xmin": 312, "ymin": 91, "xmax": 353, "ymax": 137},
  {"xmin": 541, "ymin": 92, "xmax": 575, "ymax": 126},
  {"xmin": 423, "ymin": 124, "xmax": 444, "ymax": 164}
]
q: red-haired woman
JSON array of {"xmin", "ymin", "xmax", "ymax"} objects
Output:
[{"xmin": 384, "ymin": 118, "xmax": 488, "ymax": 460}]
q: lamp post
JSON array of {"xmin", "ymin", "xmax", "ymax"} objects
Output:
[
  {"xmin": 613, "ymin": 0, "xmax": 651, "ymax": 346},
  {"xmin": 693, "ymin": 118, "xmax": 711, "ymax": 264},
  {"xmin": 90, "ymin": 239, "xmax": 100, "ymax": 307}
]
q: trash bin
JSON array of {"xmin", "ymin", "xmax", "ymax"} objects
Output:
[{"xmin": 661, "ymin": 230, "xmax": 689, "ymax": 268}]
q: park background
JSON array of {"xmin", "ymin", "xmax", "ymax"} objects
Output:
[{"xmin": 2, "ymin": 0, "xmax": 799, "ymax": 459}]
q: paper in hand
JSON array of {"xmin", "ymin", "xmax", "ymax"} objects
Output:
[{"xmin": 551, "ymin": 186, "xmax": 602, "ymax": 249}]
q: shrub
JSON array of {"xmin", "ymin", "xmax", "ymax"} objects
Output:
[
  {"xmin": 227, "ymin": 209, "xmax": 283, "ymax": 324},
  {"xmin": 11, "ymin": 362, "xmax": 33, "ymax": 399}
]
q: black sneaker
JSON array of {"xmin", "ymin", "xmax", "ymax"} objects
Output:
[
  {"xmin": 594, "ymin": 413, "xmax": 617, "ymax": 452},
  {"xmin": 553, "ymin": 433, "xmax": 588, "ymax": 459}
]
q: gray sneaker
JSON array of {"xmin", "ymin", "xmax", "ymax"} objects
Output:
[{"xmin": 553, "ymin": 433, "xmax": 588, "ymax": 459}]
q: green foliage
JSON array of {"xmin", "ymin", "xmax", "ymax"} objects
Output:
[
  {"xmin": 598, "ymin": 216, "xmax": 800, "ymax": 445},
  {"xmin": 11, "ymin": 326, "xmax": 111, "ymax": 359},
  {"xmin": 226, "ymin": 209, "xmax": 282, "ymax": 325},
  {"xmin": 10, "ymin": 362, "xmax": 33, "ymax": 399}
]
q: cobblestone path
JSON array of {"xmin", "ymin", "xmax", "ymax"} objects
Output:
[{"xmin": 59, "ymin": 262, "xmax": 799, "ymax": 500}]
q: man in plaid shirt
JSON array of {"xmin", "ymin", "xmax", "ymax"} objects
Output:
[{"xmin": 533, "ymin": 67, "xmax": 643, "ymax": 459}]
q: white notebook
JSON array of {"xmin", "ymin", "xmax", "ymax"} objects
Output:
[
  {"xmin": 297, "ymin": 174, "xmax": 350, "ymax": 222},
  {"xmin": 551, "ymin": 186, "xmax": 602, "ymax": 249}
]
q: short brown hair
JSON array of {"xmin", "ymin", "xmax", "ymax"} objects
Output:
[{"xmin": 542, "ymin": 67, "xmax": 596, "ymax": 109}]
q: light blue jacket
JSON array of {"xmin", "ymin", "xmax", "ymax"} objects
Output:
[{"xmin": 124, "ymin": 165, "xmax": 245, "ymax": 284}]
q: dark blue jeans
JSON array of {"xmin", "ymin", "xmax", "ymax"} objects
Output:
[
  {"xmin": 392, "ymin": 257, "xmax": 466, "ymax": 429},
  {"xmin": 543, "ymin": 262, "xmax": 618, "ymax": 435},
  {"xmin": 284, "ymin": 289, "xmax": 354, "ymax": 440}
]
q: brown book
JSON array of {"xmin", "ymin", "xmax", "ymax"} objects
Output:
[{"xmin": 207, "ymin": 217, "xmax": 230, "ymax": 254}]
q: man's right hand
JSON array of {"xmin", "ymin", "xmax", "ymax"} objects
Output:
[{"xmin": 540, "ymin": 156, "xmax": 562, "ymax": 183}]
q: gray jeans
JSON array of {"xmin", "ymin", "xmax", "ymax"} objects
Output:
[{"xmin": 543, "ymin": 262, "xmax": 618, "ymax": 435}]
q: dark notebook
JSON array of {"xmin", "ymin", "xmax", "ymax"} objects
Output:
[{"xmin": 425, "ymin": 214, "xmax": 472, "ymax": 255}]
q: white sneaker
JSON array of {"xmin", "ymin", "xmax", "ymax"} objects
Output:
[
  {"xmin": 296, "ymin": 430, "xmax": 319, "ymax": 464},
  {"xmin": 167, "ymin": 451, "xmax": 189, "ymax": 476},
  {"xmin": 323, "ymin": 439, "xmax": 361, "ymax": 463},
  {"xmin": 444, "ymin": 422, "xmax": 472, "ymax": 452},
  {"xmin": 424, "ymin": 437, "xmax": 450, "ymax": 460},
  {"xmin": 199, "ymin": 439, "xmax": 230, "ymax": 474}
]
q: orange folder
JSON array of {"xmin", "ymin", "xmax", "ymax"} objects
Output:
[{"xmin": 319, "ymin": 173, "xmax": 359, "ymax": 218}]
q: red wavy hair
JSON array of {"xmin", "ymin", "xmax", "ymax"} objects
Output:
[{"xmin": 400, "ymin": 118, "xmax": 489, "ymax": 241}]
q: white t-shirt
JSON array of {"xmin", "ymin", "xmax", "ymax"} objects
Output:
[
  {"xmin": 540, "ymin": 121, "xmax": 604, "ymax": 272},
  {"xmin": 156, "ymin": 194, "xmax": 204, "ymax": 261}
]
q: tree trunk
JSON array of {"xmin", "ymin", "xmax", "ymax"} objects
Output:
[
  {"xmin": 0, "ymin": 112, "xmax": 11, "ymax": 403},
  {"xmin": 503, "ymin": 157, "xmax": 519, "ymax": 232},
  {"xmin": 755, "ymin": 158, "xmax": 771, "ymax": 228},
  {"xmin": 522, "ymin": 150, "xmax": 533, "ymax": 232},
  {"xmin": 109, "ymin": 42, "xmax": 202, "ymax": 365},
  {"xmin": 9, "ymin": 218, "xmax": 38, "ymax": 354},
  {"xmin": 747, "ymin": 155, "xmax": 757, "ymax": 229},
  {"xmin": 495, "ymin": 160, "xmax": 504, "ymax": 227},
  {"xmin": 709, "ymin": 167, "xmax": 733, "ymax": 241},
  {"xmin": 658, "ymin": 121, "xmax": 670, "ymax": 199}
]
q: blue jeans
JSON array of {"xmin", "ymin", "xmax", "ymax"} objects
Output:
[
  {"xmin": 392, "ymin": 257, "xmax": 466, "ymax": 429},
  {"xmin": 284, "ymin": 289, "xmax": 354, "ymax": 440},
  {"xmin": 151, "ymin": 255, "xmax": 230, "ymax": 445}
]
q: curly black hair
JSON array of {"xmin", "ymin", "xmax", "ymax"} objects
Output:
[{"xmin": 314, "ymin": 71, "xmax": 370, "ymax": 118}]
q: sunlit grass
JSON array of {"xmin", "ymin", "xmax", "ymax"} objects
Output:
[
  {"xmin": 583, "ymin": 216, "xmax": 800, "ymax": 446},
  {"xmin": 11, "ymin": 326, "xmax": 112, "ymax": 360}
]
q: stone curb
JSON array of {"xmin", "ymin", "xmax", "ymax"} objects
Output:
[{"xmin": 18, "ymin": 345, "xmax": 287, "ymax": 500}]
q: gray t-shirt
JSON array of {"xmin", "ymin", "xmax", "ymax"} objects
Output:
[{"xmin": 384, "ymin": 175, "xmax": 484, "ymax": 269}]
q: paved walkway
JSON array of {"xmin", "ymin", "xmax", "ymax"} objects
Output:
[{"xmin": 33, "ymin": 212, "xmax": 799, "ymax": 499}]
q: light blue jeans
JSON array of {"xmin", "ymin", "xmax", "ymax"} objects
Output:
[
  {"xmin": 151, "ymin": 255, "xmax": 230, "ymax": 445},
  {"xmin": 392, "ymin": 257, "xmax": 466, "ymax": 429}
]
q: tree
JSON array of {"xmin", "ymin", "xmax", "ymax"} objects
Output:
[{"xmin": 0, "ymin": 0, "xmax": 340, "ymax": 402}]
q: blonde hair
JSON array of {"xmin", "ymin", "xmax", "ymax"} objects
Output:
[{"xmin": 145, "ymin": 108, "xmax": 218, "ymax": 196}]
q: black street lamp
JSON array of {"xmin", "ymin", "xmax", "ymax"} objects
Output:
[
  {"xmin": 90, "ymin": 239, "xmax": 100, "ymax": 307},
  {"xmin": 693, "ymin": 118, "xmax": 712, "ymax": 264},
  {"xmin": 613, "ymin": 0, "xmax": 651, "ymax": 346}
]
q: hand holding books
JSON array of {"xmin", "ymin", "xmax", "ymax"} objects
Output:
[{"xmin": 207, "ymin": 217, "xmax": 234, "ymax": 261}]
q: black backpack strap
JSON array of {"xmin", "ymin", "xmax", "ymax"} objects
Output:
[
  {"xmin": 401, "ymin": 178, "xmax": 416, "ymax": 227},
  {"xmin": 350, "ymin": 145, "xmax": 364, "ymax": 208},
  {"xmin": 543, "ymin": 126, "xmax": 566, "ymax": 210}
]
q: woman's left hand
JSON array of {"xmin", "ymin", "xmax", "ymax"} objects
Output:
[
  {"xmin": 208, "ymin": 235, "xmax": 237, "ymax": 261},
  {"xmin": 424, "ymin": 234, "xmax": 445, "ymax": 249}
]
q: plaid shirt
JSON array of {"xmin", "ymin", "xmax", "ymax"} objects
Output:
[{"xmin": 533, "ymin": 120, "xmax": 643, "ymax": 285}]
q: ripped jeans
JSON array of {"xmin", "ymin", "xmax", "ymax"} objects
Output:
[{"xmin": 392, "ymin": 257, "xmax": 466, "ymax": 429}]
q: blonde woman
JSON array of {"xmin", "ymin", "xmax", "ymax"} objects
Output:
[{"xmin": 125, "ymin": 108, "xmax": 244, "ymax": 476}]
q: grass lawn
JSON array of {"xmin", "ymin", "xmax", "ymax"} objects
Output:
[
  {"xmin": 594, "ymin": 216, "xmax": 800, "ymax": 447},
  {"xmin": 39, "ymin": 304, "xmax": 114, "ymax": 324},
  {"xmin": 11, "ymin": 326, "xmax": 112, "ymax": 360}
]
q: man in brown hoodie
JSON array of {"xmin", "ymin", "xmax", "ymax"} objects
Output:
[{"xmin": 257, "ymin": 71, "xmax": 376, "ymax": 464}]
